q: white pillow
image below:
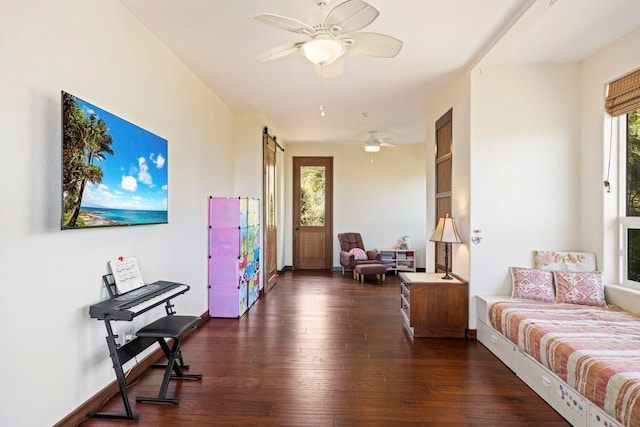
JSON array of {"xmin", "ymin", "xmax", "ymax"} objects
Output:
[
  {"xmin": 533, "ymin": 250, "xmax": 596, "ymax": 272},
  {"xmin": 349, "ymin": 248, "xmax": 368, "ymax": 260}
]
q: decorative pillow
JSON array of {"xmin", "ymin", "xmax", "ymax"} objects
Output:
[
  {"xmin": 349, "ymin": 248, "xmax": 368, "ymax": 261},
  {"xmin": 553, "ymin": 271, "xmax": 606, "ymax": 307},
  {"xmin": 533, "ymin": 250, "xmax": 597, "ymax": 272},
  {"xmin": 510, "ymin": 267, "xmax": 555, "ymax": 302}
]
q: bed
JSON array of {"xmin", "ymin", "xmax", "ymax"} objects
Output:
[{"xmin": 476, "ymin": 251, "xmax": 640, "ymax": 427}]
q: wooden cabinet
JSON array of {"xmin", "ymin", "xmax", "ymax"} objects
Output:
[
  {"xmin": 399, "ymin": 272, "xmax": 468, "ymax": 338},
  {"xmin": 378, "ymin": 248, "xmax": 416, "ymax": 274}
]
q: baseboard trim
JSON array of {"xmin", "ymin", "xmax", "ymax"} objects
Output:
[{"xmin": 55, "ymin": 311, "xmax": 209, "ymax": 427}]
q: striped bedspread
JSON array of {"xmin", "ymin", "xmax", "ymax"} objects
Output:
[{"xmin": 489, "ymin": 301, "xmax": 640, "ymax": 427}]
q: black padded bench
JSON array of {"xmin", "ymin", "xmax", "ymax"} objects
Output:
[{"xmin": 134, "ymin": 315, "xmax": 203, "ymax": 404}]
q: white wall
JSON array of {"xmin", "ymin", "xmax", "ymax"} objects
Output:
[
  {"xmin": 283, "ymin": 144, "xmax": 427, "ymax": 269},
  {"xmin": 469, "ymin": 63, "xmax": 581, "ymax": 307},
  {"xmin": 0, "ymin": 1, "xmax": 236, "ymax": 425},
  {"xmin": 465, "ymin": 63, "xmax": 582, "ymax": 326}
]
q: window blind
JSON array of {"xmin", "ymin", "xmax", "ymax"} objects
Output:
[{"xmin": 605, "ymin": 69, "xmax": 640, "ymax": 117}]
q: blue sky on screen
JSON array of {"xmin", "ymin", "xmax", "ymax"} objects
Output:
[{"xmin": 75, "ymin": 96, "xmax": 168, "ymax": 212}]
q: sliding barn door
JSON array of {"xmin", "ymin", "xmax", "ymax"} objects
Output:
[{"xmin": 263, "ymin": 129, "xmax": 278, "ymax": 293}]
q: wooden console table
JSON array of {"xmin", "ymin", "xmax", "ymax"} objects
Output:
[{"xmin": 399, "ymin": 272, "xmax": 469, "ymax": 338}]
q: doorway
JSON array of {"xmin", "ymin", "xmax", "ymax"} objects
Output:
[{"xmin": 292, "ymin": 157, "xmax": 333, "ymax": 270}]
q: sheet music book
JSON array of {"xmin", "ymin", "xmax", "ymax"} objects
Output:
[{"xmin": 109, "ymin": 256, "xmax": 145, "ymax": 294}]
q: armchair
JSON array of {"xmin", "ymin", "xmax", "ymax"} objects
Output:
[{"xmin": 337, "ymin": 232, "xmax": 383, "ymax": 277}]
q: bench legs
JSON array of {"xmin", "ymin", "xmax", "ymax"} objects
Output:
[
  {"xmin": 136, "ymin": 335, "xmax": 203, "ymax": 404},
  {"xmin": 134, "ymin": 315, "xmax": 203, "ymax": 405}
]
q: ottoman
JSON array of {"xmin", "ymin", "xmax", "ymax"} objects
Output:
[{"xmin": 354, "ymin": 264, "xmax": 387, "ymax": 283}]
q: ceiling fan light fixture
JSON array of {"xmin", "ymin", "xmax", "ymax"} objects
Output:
[
  {"xmin": 301, "ymin": 37, "xmax": 344, "ymax": 65},
  {"xmin": 364, "ymin": 145, "xmax": 380, "ymax": 153}
]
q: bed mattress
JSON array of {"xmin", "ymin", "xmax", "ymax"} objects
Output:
[{"xmin": 489, "ymin": 301, "xmax": 640, "ymax": 427}]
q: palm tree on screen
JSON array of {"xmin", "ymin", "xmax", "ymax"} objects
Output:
[{"xmin": 62, "ymin": 93, "xmax": 114, "ymax": 227}]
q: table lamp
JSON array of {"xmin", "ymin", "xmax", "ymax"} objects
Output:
[{"xmin": 429, "ymin": 214, "xmax": 462, "ymax": 279}]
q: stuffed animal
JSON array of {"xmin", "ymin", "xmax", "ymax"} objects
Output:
[{"xmin": 394, "ymin": 235, "xmax": 412, "ymax": 249}]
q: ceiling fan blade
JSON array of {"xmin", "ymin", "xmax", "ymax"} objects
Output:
[
  {"xmin": 324, "ymin": 0, "xmax": 379, "ymax": 34},
  {"xmin": 379, "ymin": 142, "xmax": 397, "ymax": 147},
  {"xmin": 314, "ymin": 57, "xmax": 344, "ymax": 79},
  {"xmin": 251, "ymin": 13, "xmax": 315, "ymax": 36},
  {"xmin": 255, "ymin": 42, "xmax": 303, "ymax": 62},
  {"xmin": 344, "ymin": 32, "xmax": 403, "ymax": 58}
]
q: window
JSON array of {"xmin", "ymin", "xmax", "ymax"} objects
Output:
[
  {"xmin": 620, "ymin": 109, "xmax": 640, "ymax": 286},
  {"xmin": 606, "ymin": 69, "xmax": 640, "ymax": 288}
]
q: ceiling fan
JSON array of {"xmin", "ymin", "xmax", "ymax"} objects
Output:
[
  {"xmin": 362, "ymin": 131, "xmax": 397, "ymax": 152},
  {"xmin": 251, "ymin": 0, "xmax": 403, "ymax": 79}
]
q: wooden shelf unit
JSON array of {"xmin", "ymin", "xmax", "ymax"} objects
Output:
[{"xmin": 377, "ymin": 248, "xmax": 416, "ymax": 274}]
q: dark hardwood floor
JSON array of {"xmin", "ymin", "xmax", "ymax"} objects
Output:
[{"xmin": 77, "ymin": 271, "xmax": 569, "ymax": 426}]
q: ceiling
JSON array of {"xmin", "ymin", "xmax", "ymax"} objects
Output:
[{"xmin": 120, "ymin": 0, "xmax": 640, "ymax": 146}]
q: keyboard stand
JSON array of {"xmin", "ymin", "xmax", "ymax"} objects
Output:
[
  {"xmin": 89, "ymin": 274, "xmax": 202, "ymax": 420},
  {"xmin": 89, "ymin": 318, "xmax": 156, "ymax": 420}
]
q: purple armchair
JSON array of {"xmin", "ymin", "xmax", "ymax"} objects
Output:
[{"xmin": 337, "ymin": 232, "xmax": 383, "ymax": 276}]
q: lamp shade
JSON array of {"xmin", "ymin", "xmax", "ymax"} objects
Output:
[
  {"xmin": 364, "ymin": 145, "xmax": 380, "ymax": 152},
  {"xmin": 429, "ymin": 215, "xmax": 462, "ymax": 244},
  {"xmin": 301, "ymin": 37, "xmax": 344, "ymax": 65}
]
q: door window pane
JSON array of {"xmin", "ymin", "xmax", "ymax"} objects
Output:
[{"xmin": 300, "ymin": 166, "xmax": 325, "ymax": 226}]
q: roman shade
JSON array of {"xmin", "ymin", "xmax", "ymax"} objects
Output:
[{"xmin": 605, "ymin": 69, "xmax": 640, "ymax": 117}]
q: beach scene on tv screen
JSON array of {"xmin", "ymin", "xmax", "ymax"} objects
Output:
[{"xmin": 62, "ymin": 91, "xmax": 168, "ymax": 229}]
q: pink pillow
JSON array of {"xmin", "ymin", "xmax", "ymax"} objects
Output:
[
  {"xmin": 510, "ymin": 267, "xmax": 555, "ymax": 302},
  {"xmin": 349, "ymin": 248, "xmax": 368, "ymax": 261},
  {"xmin": 553, "ymin": 271, "xmax": 606, "ymax": 307}
]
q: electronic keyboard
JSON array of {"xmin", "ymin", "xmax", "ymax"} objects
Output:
[{"xmin": 89, "ymin": 281, "xmax": 189, "ymax": 321}]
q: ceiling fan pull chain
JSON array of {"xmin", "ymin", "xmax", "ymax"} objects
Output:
[{"xmin": 320, "ymin": 67, "xmax": 327, "ymax": 117}]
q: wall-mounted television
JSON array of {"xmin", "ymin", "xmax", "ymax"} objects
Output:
[{"xmin": 61, "ymin": 91, "xmax": 168, "ymax": 229}]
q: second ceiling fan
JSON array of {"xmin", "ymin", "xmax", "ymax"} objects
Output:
[
  {"xmin": 251, "ymin": 0, "xmax": 403, "ymax": 79},
  {"xmin": 362, "ymin": 131, "xmax": 397, "ymax": 152}
]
